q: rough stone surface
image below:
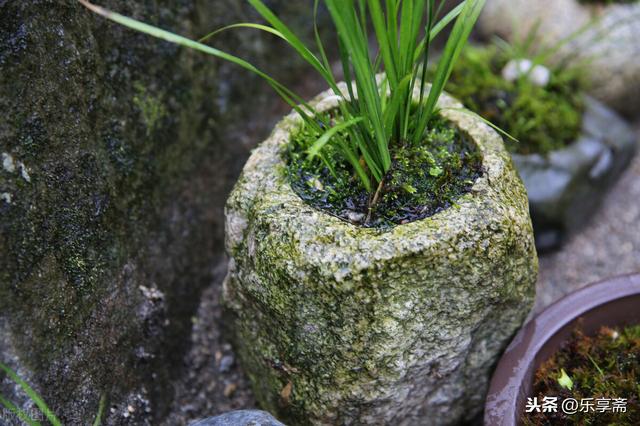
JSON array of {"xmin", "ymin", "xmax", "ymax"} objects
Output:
[
  {"xmin": 512, "ymin": 97, "xmax": 637, "ymax": 250},
  {"xmin": 190, "ymin": 410, "xmax": 285, "ymax": 426},
  {"xmin": 223, "ymin": 86, "xmax": 538, "ymax": 425},
  {"xmin": 535, "ymin": 122, "xmax": 640, "ymax": 313},
  {"xmin": 479, "ymin": 0, "xmax": 640, "ymax": 116},
  {"xmin": 0, "ymin": 1, "xmax": 332, "ymax": 424}
]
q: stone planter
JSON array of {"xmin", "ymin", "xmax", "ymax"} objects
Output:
[
  {"xmin": 223, "ymin": 85, "xmax": 538, "ymax": 425},
  {"xmin": 479, "ymin": 0, "xmax": 640, "ymax": 116},
  {"xmin": 512, "ymin": 97, "xmax": 637, "ymax": 250},
  {"xmin": 485, "ymin": 274, "xmax": 640, "ymax": 425}
]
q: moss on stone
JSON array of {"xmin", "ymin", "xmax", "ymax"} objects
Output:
[
  {"xmin": 525, "ymin": 324, "xmax": 640, "ymax": 425},
  {"xmin": 133, "ymin": 82, "xmax": 167, "ymax": 136},
  {"xmin": 443, "ymin": 45, "xmax": 587, "ymax": 155},
  {"xmin": 1, "ymin": 1, "xmax": 337, "ymax": 423},
  {"xmin": 224, "ymin": 85, "xmax": 538, "ymax": 425},
  {"xmin": 285, "ymin": 110, "xmax": 483, "ymax": 228}
]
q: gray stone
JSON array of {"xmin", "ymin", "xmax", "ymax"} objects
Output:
[
  {"xmin": 0, "ymin": 1, "xmax": 333, "ymax": 423},
  {"xmin": 218, "ymin": 355, "xmax": 235, "ymax": 373},
  {"xmin": 190, "ymin": 410, "xmax": 285, "ymax": 426},
  {"xmin": 223, "ymin": 85, "xmax": 538, "ymax": 425},
  {"xmin": 479, "ymin": 0, "xmax": 640, "ymax": 116},
  {"xmin": 512, "ymin": 97, "xmax": 637, "ymax": 250}
]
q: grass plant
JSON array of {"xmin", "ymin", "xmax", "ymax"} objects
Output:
[
  {"xmin": 0, "ymin": 361, "xmax": 105, "ymax": 426},
  {"xmin": 79, "ymin": 0, "xmax": 485, "ymax": 209},
  {"xmin": 441, "ymin": 21, "xmax": 597, "ymax": 155},
  {"xmin": 0, "ymin": 361, "xmax": 62, "ymax": 426}
]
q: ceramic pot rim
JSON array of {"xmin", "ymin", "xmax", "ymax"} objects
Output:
[{"xmin": 484, "ymin": 273, "xmax": 640, "ymax": 425}]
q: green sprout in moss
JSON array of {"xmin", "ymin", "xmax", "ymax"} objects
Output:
[
  {"xmin": 0, "ymin": 361, "xmax": 106, "ymax": 426},
  {"xmin": 557, "ymin": 368, "xmax": 573, "ymax": 390},
  {"xmin": 79, "ymin": 0, "xmax": 486, "ymax": 214}
]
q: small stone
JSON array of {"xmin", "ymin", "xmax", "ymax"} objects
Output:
[
  {"xmin": 346, "ymin": 211, "xmax": 365, "ymax": 223},
  {"xmin": 308, "ymin": 177, "xmax": 323, "ymax": 191},
  {"xmin": 139, "ymin": 285, "xmax": 164, "ymax": 301},
  {"xmin": 19, "ymin": 162, "xmax": 31, "ymax": 182},
  {"xmin": 1, "ymin": 193, "xmax": 12, "ymax": 204},
  {"xmin": 2, "ymin": 152, "xmax": 16, "ymax": 173},
  {"xmin": 502, "ymin": 59, "xmax": 550, "ymax": 87},
  {"xmin": 223, "ymin": 383, "xmax": 237, "ymax": 398},
  {"xmin": 190, "ymin": 410, "xmax": 285, "ymax": 426},
  {"xmin": 218, "ymin": 354, "xmax": 234, "ymax": 373}
]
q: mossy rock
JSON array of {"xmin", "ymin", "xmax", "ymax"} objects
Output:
[
  {"xmin": 478, "ymin": 0, "xmax": 640, "ymax": 117},
  {"xmin": 513, "ymin": 97, "xmax": 637, "ymax": 250},
  {"xmin": 224, "ymin": 85, "xmax": 538, "ymax": 425},
  {"xmin": 0, "ymin": 1, "xmax": 334, "ymax": 423},
  {"xmin": 441, "ymin": 45, "xmax": 637, "ymax": 250}
]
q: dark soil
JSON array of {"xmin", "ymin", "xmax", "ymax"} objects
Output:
[
  {"xmin": 524, "ymin": 324, "xmax": 640, "ymax": 425},
  {"xmin": 286, "ymin": 115, "xmax": 483, "ymax": 228},
  {"xmin": 161, "ymin": 262, "xmax": 256, "ymax": 425}
]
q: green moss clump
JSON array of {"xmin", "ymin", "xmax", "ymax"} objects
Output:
[
  {"xmin": 444, "ymin": 46, "xmax": 587, "ymax": 155},
  {"xmin": 133, "ymin": 82, "xmax": 167, "ymax": 136},
  {"xmin": 524, "ymin": 324, "xmax": 640, "ymax": 425},
  {"xmin": 285, "ymin": 111, "xmax": 483, "ymax": 228}
]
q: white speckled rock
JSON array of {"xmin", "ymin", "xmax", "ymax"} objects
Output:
[
  {"xmin": 223, "ymin": 84, "xmax": 538, "ymax": 425},
  {"xmin": 479, "ymin": 0, "xmax": 640, "ymax": 116}
]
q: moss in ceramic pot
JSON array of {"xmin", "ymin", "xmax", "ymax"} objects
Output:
[
  {"xmin": 443, "ymin": 45, "xmax": 588, "ymax": 155},
  {"xmin": 524, "ymin": 324, "xmax": 640, "ymax": 425}
]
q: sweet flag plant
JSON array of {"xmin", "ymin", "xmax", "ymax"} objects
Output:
[{"xmin": 80, "ymin": 0, "xmax": 485, "ymax": 206}]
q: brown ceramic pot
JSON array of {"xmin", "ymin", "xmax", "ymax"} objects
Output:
[{"xmin": 484, "ymin": 274, "xmax": 640, "ymax": 425}]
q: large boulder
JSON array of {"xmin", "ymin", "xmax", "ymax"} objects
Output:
[
  {"xmin": 224, "ymin": 86, "xmax": 538, "ymax": 425},
  {"xmin": 479, "ymin": 0, "xmax": 640, "ymax": 116},
  {"xmin": 0, "ymin": 0, "xmax": 330, "ymax": 424}
]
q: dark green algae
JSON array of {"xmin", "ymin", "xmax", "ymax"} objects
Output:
[{"xmin": 285, "ymin": 113, "xmax": 483, "ymax": 229}]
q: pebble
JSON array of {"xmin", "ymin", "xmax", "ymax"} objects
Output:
[
  {"xmin": 218, "ymin": 355, "xmax": 234, "ymax": 373},
  {"xmin": 223, "ymin": 383, "xmax": 237, "ymax": 398},
  {"xmin": 2, "ymin": 152, "xmax": 15, "ymax": 173},
  {"xmin": 190, "ymin": 410, "xmax": 285, "ymax": 426},
  {"xmin": 502, "ymin": 59, "xmax": 551, "ymax": 87},
  {"xmin": 346, "ymin": 211, "xmax": 365, "ymax": 223}
]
